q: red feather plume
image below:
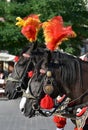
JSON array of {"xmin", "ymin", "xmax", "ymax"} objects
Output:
[{"xmin": 42, "ymin": 16, "xmax": 76, "ymax": 51}]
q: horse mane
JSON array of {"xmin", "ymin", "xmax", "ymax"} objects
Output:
[{"xmin": 51, "ymin": 50, "xmax": 82, "ymax": 87}]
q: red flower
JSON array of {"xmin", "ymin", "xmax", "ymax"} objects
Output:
[
  {"xmin": 42, "ymin": 16, "xmax": 76, "ymax": 51},
  {"xmin": 28, "ymin": 71, "xmax": 34, "ymax": 78},
  {"xmin": 53, "ymin": 115, "xmax": 66, "ymax": 128},
  {"xmin": 14, "ymin": 56, "xmax": 19, "ymax": 62}
]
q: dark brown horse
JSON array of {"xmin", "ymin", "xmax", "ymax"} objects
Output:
[
  {"xmin": 19, "ymin": 50, "xmax": 88, "ymax": 129},
  {"xmin": 5, "ymin": 42, "xmax": 46, "ymax": 99}
]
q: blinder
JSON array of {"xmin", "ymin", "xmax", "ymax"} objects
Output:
[
  {"xmin": 6, "ymin": 53, "xmax": 34, "ymax": 95},
  {"xmin": 15, "ymin": 82, "xmax": 23, "ymax": 92}
]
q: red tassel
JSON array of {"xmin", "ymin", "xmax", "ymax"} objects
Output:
[
  {"xmin": 14, "ymin": 56, "xmax": 19, "ymax": 62},
  {"xmin": 40, "ymin": 94, "xmax": 54, "ymax": 109},
  {"xmin": 53, "ymin": 115, "xmax": 66, "ymax": 128},
  {"xmin": 28, "ymin": 71, "xmax": 34, "ymax": 78},
  {"xmin": 74, "ymin": 128, "xmax": 83, "ymax": 130}
]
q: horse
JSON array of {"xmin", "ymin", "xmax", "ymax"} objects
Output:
[
  {"xmin": 5, "ymin": 41, "xmax": 46, "ymax": 99},
  {"xmin": 19, "ymin": 50, "xmax": 77, "ymax": 116},
  {"xmin": 19, "ymin": 50, "xmax": 88, "ymax": 129}
]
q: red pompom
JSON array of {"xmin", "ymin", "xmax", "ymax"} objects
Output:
[
  {"xmin": 14, "ymin": 56, "xmax": 19, "ymax": 62},
  {"xmin": 28, "ymin": 71, "xmax": 34, "ymax": 78},
  {"xmin": 53, "ymin": 115, "xmax": 66, "ymax": 128},
  {"xmin": 74, "ymin": 128, "xmax": 83, "ymax": 130},
  {"xmin": 40, "ymin": 94, "xmax": 54, "ymax": 109}
]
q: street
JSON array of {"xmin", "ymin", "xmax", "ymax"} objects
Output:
[{"xmin": 0, "ymin": 98, "xmax": 75, "ymax": 130}]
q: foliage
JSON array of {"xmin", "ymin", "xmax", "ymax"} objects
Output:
[{"xmin": 0, "ymin": 0, "xmax": 88, "ymax": 55}]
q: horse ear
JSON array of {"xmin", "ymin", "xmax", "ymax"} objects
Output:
[
  {"xmin": 30, "ymin": 41, "xmax": 38, "ymax": 51},
  {"xmin": 43, "ymin": 50, "xmax": 52, "ymax": 64}
]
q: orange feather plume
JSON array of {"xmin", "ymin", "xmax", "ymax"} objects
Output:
[
  {"xmin": 42, "ymin": 16, "xmax": 76, "ymax": 51},
  {"xmin": 16, "ymin": 14, "xmax": 42, "ymax": 42}
]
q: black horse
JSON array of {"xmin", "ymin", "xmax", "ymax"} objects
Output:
[
  {"xmin": 19, "ymin": 50, "xmax": 88, "ymax": 129},
  {"xmin": 19, "ymin": 50, "xmax": 76, "ymax": 116},
  {"xmin": 5, "ymin": 41, "xmax": 46, "ymax": 99}
]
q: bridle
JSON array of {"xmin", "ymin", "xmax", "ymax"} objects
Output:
[
  {"xmin": 6, "ymin": 56, "xmax": 34, "ymax": 94},
  {"xmin": 22, "ymin": 58, "xmax": 88, "ymax": 118},
  {"xmin": 22, "ymin": 67, "xmax": 62, "ymax": 117}
]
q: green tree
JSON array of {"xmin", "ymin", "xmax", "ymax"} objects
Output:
[{"xmin": 0, "ymin": 0, "xmax": 88, "ymax": 55}]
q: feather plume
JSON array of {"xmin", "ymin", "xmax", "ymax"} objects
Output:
[
  {"xmin": 16, "ymin": 14, "xmax": 41, "ymax": 42},
  {"xmin": 42, "ymin": 16, "xmax": 76, "ymax": 51}
]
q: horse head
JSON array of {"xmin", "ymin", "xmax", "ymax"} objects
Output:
[
  {"xmin": 19, "ymin": 51, "xmax": 64, "ymax": 118},
  {"xmin": 19, "ymin": 50, "xmax": 88, "ymax": 118},
  {"xmin": 5, "ymin": 41, "xmax": 44, "ymax": 99},
  {"xmin": 19, "ymin": 49, "xmax": 88, "ymax": 130}
]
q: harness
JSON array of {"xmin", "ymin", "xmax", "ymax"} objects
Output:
[
  {"xmin": 6, "ymin": 56, "xmax": 34, "ymax": 99},
  {"xmin": 22, "ymin": 55, "xmax": 88, "ymax": 128}
]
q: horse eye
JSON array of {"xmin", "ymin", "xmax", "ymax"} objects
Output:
[{"xmin": 47, "ymin": 80, "xmax": 51, "ymax": 84}]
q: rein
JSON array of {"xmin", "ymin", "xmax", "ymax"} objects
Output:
[
  {"xmin": 53, "ymin": 88, "xmax": 88, "ymax": 120},
  {"xmin": 6, "ymin": 57, "xmax": 33, "ymax": 92},
  {"xmin": 6, "ymin": 77, "xmax": 20, "ymax": 82},
  {"xmin": 66, "ymin": 88, "xmax": 88, "ymax": 111}
]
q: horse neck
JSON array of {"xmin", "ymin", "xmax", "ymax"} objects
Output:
[
  {"xmin": 79, "ymin": 61, "xmax": 88, "ymax": 91},
  {"xmin": 63, "ymin": 61, "xmax": 88, "ymax": 104}
]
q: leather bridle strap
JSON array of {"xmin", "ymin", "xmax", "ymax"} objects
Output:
[
  {"xmin": 6, "ymin": 77, "xmax": 20, "ymax": 82},
  {"xmin": 22, "ymin": 92, "xmax": 36, "ymax": 99}
]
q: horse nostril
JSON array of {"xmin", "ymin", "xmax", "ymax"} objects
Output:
[
  {"xmin": 16, "ymin": 86, "xmax": 21, "ymax": 92},
  {"xmin": 21, "ymin": 108, "xmax": 24, "ymax": 112},
  {"xmin": 32, "ymin": 103, "xmax": 39, "ymax": 110}
]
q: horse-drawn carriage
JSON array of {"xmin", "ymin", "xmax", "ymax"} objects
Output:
[
  {"xmin": 5, "ymin": 14, "xmax": 88, "ymax": 130},
  {"xmin": 5, "ymin": 41, "xmax": 88, "ymax": 130}
]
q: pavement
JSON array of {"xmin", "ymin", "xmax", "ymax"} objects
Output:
[{"xmin": 0, "ymin": 97, "xmax": 75, "ymax": 130}]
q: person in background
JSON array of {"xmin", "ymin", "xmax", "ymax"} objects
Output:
[
  {"xmin": 0, "ymin": 69, "xmax": 5, "ymax": 79},
  {"xmin": 8, "ymin": 61, "xmax": 14, "ymax": 74},
  {"xmin": 0, "ymin": 69, "xmax": 5, "ymax": 89}
]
